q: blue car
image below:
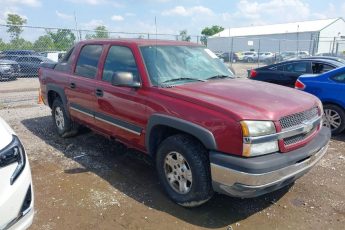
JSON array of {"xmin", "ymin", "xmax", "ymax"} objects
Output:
[{"xmin": 295, "ymin": 66, "xmax": 345, "ymax": 135}]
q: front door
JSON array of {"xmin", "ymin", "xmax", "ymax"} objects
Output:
[{"xmin": 94, "ymin": 45, "xmax": 147, "ymax": 150}]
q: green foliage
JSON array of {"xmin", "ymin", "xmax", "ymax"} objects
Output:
[
  {"xmin": 48, "ymin": 29, "xmax": 76, "ymax": 51},
  {"xmin": 201, "ymin": 25, "xmax": 224, "ymax": 36},
  {"xmin": 200, "ymin": 25, "xmax": 224, "ymax": 45},
  {"xmin": 6, "ymin": 14, "xmax": 27, "ymax": 41},
  {"xmin": 85, "ymin": 25, "xmax": 109, "ymax": 39},
  {"xmin": 9, "ymin": 38, "xmax": 33, "ymax": 50},
  {"xmin": 179, "ymin": 30, "xmax": 191, "ymax": 42},
  {"xmin": 33, "ymin": 35, "xmax": 55, "ymax": 51}
]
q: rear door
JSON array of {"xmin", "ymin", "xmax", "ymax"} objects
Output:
[{"xmin": 65, "ymin": 44, "xmax": 104, "ymax": 127}]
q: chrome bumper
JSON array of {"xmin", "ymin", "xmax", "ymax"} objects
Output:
[{"xmin": 211, "ymin": 132, "xmax": 329, "ymax": 198}]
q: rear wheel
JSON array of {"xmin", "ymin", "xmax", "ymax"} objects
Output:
[
  {"xmin": 52, "ymin": 98, "xmax": 79, "ymax": 137},
  {"xmin": 156, "ymin": 134, "xmax": 213, "ymax": 207},
  {"xmin": 323, "ymin": 104, "xmax": 345, "ymax": 135}
]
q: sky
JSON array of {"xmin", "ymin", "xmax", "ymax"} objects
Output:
[{"xmin": 0, "ymin": 0, "xmax": 345, "ymax": 38}]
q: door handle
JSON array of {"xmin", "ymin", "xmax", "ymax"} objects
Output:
[
  {"xmin": 70, "ymin": 82, "xmax": 76, "ymax": 89},
  {"xmin": 95, "ymin": 88, "xmax": 103, "ymax": 97}
]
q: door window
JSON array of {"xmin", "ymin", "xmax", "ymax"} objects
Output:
[
  {"xmin": 102, "ymin": 46, "xmax": 139, "ymax": 82},
  {"xmin": 331, "ymin": 73, "xmax": 345, "ymax": 83},
  {"xmin": 75, "ymin": 45, "xmax": 103, "ymax": 79},
  {"xmin": 312, "ymin": 62, "xmax": 335, "ymax": 74},
  {"xmin": 284, "ymin": 62, "xmax": 308, "ymax": 73}
]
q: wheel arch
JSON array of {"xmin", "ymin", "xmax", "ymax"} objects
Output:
[
  {"xmin": 46, "ymin": 84, "xmax": 68, "ymax": 109},
  {"xmin": 146, "ymin": 114, "xmax": 217, "ymax": 158}
]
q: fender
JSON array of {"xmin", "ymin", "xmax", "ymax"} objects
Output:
[
  {"xmin": 146, "ymin": 114, "xmax": 217, "ymax": 155},
  {"xmin": 46, "ymin": 83, "xmax": 68, "ymax": 108}
]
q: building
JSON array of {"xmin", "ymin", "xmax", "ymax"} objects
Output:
[{"xmin": 208, "ymin": 18, "xmax": 345, "ymax": 55}]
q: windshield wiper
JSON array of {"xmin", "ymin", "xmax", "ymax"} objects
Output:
[
  {"xmin": 206, "ymin": 75, "xmax": 232, "ymax": 80},
  {"xmin": 161, "ymin": 77, "xmax": 206, "ymax": 84}
]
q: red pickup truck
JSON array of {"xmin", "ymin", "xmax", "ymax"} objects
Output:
[{"xmin": 39, "ymin": 39, "xmax": 330, "ymax": 207}]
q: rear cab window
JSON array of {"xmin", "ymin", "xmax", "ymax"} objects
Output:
[{"xmin": 54, "ymin": 46, "xmax": 75, "ymax": 72}]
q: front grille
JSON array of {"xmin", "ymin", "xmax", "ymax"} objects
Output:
[
  {"xmin": 283, "ymin": 127, "xmax": 317, "ymax": 145},
  {"xmin": 280, "ymin": 106, "xmax": 319, "ymax": 146},
  {"xmin": 280, "ymin": 106, "xmax": 319, "ymax": 130}
]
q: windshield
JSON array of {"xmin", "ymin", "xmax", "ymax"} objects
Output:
[{"xmin": 140, "ymin": 45, "xmax": 233, "ymax": 86}]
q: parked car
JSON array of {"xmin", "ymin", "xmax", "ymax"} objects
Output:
[
  {"xmin": 0, "ymin": 59, "xmax": 20, "ymax": 81},
  {"xmin": 299, "ymin": 56, "xmax": 345, "ymax": 64},
  {"xmin": 258, "ymin": 52, "xmax": 274, "ymax": 62},
  {"xmin": 248, "ymin": 59, "xmax": 344, "ymax": 87},
  {"xmin": 295, "ymin": 66, "xmax": 345, "ymax": 135},
  {"xmin": 0, "ymin": 55, "xmax": 55, "ymax": 77},
  {"xmin": 242, "ymin": 51, "xmax": 258, "ymax": 62},
  {"xmin": 0, "ymin": 117, "xmax": 34, "ymax": 229},
  {"xmin": 0, "ymin": 50, "xmax": 38, "ymax": 56},
  {"xmin": 39, "ymin": 39, "xmax": 330, "ymax": 207},
  {"xmin": 39, "ymin": 51, "xmax": 67, "ymax": 62},
  {"xmin": 218, "ymin": 52, "xmax": 239, "ymax": 62}
]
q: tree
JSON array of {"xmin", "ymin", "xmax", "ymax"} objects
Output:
[
  {"xmin": 48, "ymin": 29, "xmax": 76, "ymax": 51},
  {"xmin": 201, "ymin": 25, "xmax": 224, "ymax": 45},
  {"xmin": 10, "ymin": 38, "xmax": 33, "ymax": 50},
  {"xmin": 179, "ymin": 30, "xmax": 191, "ymax": 42},
  {"xmin": 33, "ymin": 35, "xmax": 55, "ymax": 51},
  {"xmin": 6, "ymin": 14, "xmax": 27, "ymax": 41},
  {"xmin": 85, "ymin": 25, "xmax": 109, "ymax": 39}
]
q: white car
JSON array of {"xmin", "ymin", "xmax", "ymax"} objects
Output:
[{"xmin": 0, "ymin": 117, "xmax": 34, "ymax": 230}]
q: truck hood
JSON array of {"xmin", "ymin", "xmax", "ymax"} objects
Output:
[
  {"xmin": 0, "ymin": 117, "xmax": 15, "ymax": 150},
  {"xmin": 159, "ymin": 79, "xmax": 318, "ymax": 121}
]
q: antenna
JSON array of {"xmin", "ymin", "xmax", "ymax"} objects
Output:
[
  {"xmin": 154, "ymin": 16, "xmax": 160, "ymax": 87},
  {"xmin": 74, "ymin": 11, "xmax": 81, "ymax": 41}
]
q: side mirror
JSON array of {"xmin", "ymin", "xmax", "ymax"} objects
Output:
[{"xmin": 111, "ymin": 72, "xmax": 141, "ymax": 88}]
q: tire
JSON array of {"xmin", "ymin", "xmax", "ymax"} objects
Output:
[
  {"xmin": 156, "ymin": 134, "xmax": 213, "ymax": 207},
  {"xmin": 323, "ymin": 104, "xmax": 345, "ymax": 135},
  {"xmin": 52, "ymin": 98, "xmax": 79, "ymax": 137},
  {"xmin": 247, "ymin": 57, "xmax": 254, "ymax": 63}
]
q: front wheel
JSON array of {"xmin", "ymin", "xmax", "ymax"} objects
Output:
[
  {"xmin": 323, "ymin": 104, "xmax": 345, "ymax": 135},
  {"xmin": 156, "ymin": 134, "xmax": 213, "ymax": 207}
]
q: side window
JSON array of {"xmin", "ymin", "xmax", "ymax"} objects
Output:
[
  {"xmin": 17, "ymin": 57, "xmax": 29, "ymax": 62},
  {"xmin": 285, "ymin": 62, "xmax": 308, "ymax": 73},
  {"xmin": 312, "ymin": 62, "xmax": 335, "ymax": 74},
  {"xmin": 102, "ymin": 46, "xmax": 139, "ymax": 83},
  {"xmin": 75, "ymin": 45, "xmax": 103, "ymax": 79},
  {"xmin": 30, "ymin": 57, "xmax": 41, "ymax": 63},
  {"xmin": 293, "ymin": 62, "xmax": 308, "ymax": 73},
  {"xmin": 331, "ymin": 73, "xmax": 345, "ymax": 83},
  {"xmin": 54, "ymin": 47, "xmax": 75, "ymax": 72}
]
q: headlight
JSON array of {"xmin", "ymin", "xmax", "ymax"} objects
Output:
[
  {"xmin": 0, "ymin": 135, "xmax": 26, "ymax": 185},
  {"xmin": 241, "ymin": 121, "xmax": 278, "ymax": 157},
  {"xmin": 240, "ymin": 120, "xmax": 276, "ymax": 137}
]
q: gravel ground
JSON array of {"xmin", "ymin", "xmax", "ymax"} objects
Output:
[{"xmin": 0, "ymin": 73, "xmax": 344, "ymax": 230}]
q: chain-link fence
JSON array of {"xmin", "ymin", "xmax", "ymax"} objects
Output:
[
  {"xmin": 207, "ymin": 35, "xmax": 345, "ymax": 77},
  {"xmin": 0, "ymin": 24, "xmax": 205, "ymax": 106},
  {"xmin": 1, "ymin": 24, "xmax": 345, "ymax": 107},
  {"xmin": 0, "ymin": 24, "xmax": 204, "ymax": 81}
]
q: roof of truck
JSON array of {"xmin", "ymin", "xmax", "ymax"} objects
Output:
[{"xmin": 79, "ymin": 38, "xmax": 202, "ymax": 46}]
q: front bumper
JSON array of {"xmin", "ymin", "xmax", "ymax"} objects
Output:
[{"xmin": 210, "ymin": 127, "xmax": 331, "ymax": 198}]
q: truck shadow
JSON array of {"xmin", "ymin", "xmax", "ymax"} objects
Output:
[{"xmin": 22, "ymin": 115, "xmax": 292, "ymax": 228}]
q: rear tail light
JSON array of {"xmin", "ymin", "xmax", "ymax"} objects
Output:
[
  {"xmin": 295, "ymin": 80, "xmax": 305, "ymax": 90},
  {"xmin": 250, "ymin": 69, "xmax": 257, "ymax": 78}
]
